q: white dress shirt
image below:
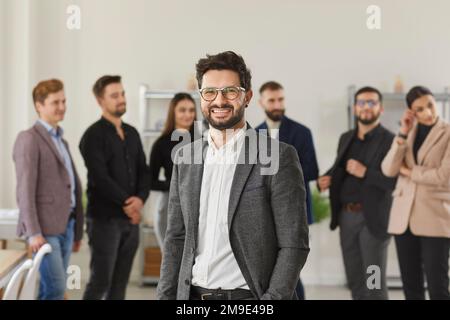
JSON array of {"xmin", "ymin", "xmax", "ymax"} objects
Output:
[
  {"xmin": 191, "ymin": 124, "xmax": 250, "ymax": 290},
  {"xmin": 266, "ymin": 118, "xmax": 281, "ymax": 139}
]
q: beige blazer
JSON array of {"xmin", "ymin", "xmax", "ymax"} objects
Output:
[{"xmin": 382, "ymin": 118, "xmax": 450, "ymax": 238}]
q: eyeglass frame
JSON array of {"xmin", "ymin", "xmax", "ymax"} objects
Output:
[
  {"xmin": 199, "ymin": 86, "xmax": 246, "ymax": 102},
  {"xmin": 355, "ymin": 99, "xmax": 380, "ymax": 108}
]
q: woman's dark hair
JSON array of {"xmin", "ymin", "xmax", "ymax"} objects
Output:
[
  {"xmin": 161, "ymin": 93, "xmax": 197, "ymax": 137},
  {"xmin": 195, "ymin": 51, "xmax": 252, "ymax": 91},
  {"xmin": 406, "ymin": 86, "xmax": 434, "ymax": 109}
]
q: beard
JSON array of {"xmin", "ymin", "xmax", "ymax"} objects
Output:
[
  {"xmin": 203, "ymin": 103, "xmax": 245, "ymax": 130},
  {"xmin": 112, "ymin": 103, "xmax": 126, "ymax": 117},
  {"xmin": 357, "ymin": 111, "xmax": 380, "ymax": 125},
  {"xmin": 265, "ymin": 109, "xmax": 285, "ymax": 122}
]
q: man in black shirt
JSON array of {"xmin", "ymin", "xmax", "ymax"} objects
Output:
[
  {"xmin": 318, "ymin": 87, "xmax": 396, "ymax": 300},
  {"xmin": 80, "ymin": 75, "xmax": 150, "ymax": 300}
]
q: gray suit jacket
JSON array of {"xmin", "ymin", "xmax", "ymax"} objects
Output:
[
  {"xmin": 157, "ymin": 128, "xmax": 309, "ymax": 300},
  {"xmin": 13, "ymin": 122, "xmax": 84, "ymax": 241}
]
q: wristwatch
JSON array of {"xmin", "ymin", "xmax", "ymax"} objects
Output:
[{"xmin": 397, "ymin": 132, "xmax": 408, "ymax": 140}]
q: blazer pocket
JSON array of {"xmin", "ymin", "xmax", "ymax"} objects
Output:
[
  {"xmin": 244, "ymin": 183, "xmax": 265, "ymax": 192},
  {"xmin": 37, "ymin": 195, "xmax": 54, "ymax": 204}
]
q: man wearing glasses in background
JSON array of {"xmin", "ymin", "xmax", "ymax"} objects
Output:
[
  {"xmin": 317, "ymin": 87, "xmax": 397, "ymax": 300},
  {"xmin": 157, "ymin": 51, "xmax": 310, "ymax": 300}
]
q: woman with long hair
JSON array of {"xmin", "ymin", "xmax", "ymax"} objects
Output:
[{"xmin": 149, "ymin": 93, "xmax": 197, "ymax": 248}]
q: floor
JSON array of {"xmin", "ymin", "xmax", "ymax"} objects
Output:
[
  {"xmin": 64, "ymin": 233, "xmax": 405, "ymax": 300},
  {"xmin": 6, "ymin": 230, "xmax": 406, "ymax": 300}
]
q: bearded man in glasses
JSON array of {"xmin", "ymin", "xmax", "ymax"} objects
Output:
[
  {"xmin": 318, "ymin": 86, "xmax": 397, "ymax": 300},
  {"xmin": 157, "ymin": 51, "xmax": 310, "ymax": 300}
]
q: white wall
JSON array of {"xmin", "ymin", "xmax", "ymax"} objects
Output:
[
  {"xmin": 0, "ymin": 0, "xmax": 5, "ymax": 205},
  {"xmin": 2, "ymin": 0, "xmax": 450, "ymax": 285},
  {"xmin": 1, "ymin": 0, "xmax": 34, "ymax": 208}
]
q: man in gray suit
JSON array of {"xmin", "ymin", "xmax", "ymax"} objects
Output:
[
  {"xmin": 157, "ymin": 51, "xmax": 310, "ymax": 300},
  {"xmin": 13, "ymin": 79, "xmax": 84, "ymax": 300}
]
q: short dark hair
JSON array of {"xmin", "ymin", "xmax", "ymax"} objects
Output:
[
  {"xmin": 259, "ymin": 81, "xmax": 283, "ymax": 94},
  {"xmin": 196, "ymin": 51, "xmax": 252, "ymax": 91},
  {"xmin": 93, "ymin": 75, "xmax": 122, "ymax": 98},
  {"xmin": 354, "ymin": 86, "xmax": 383, "ymax": 104},
  {"xmin": 406, "ymin": 86, "xmax": 434, "ymax": 109}
]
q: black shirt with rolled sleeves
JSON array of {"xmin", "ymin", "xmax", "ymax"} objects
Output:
[
  {"xmin": 79, "ymin": 117, "xmax": 150, "ymax": 220},
  {"xmin": 339, "ymin": 125, "xmax": 381, "ymax": 205}
]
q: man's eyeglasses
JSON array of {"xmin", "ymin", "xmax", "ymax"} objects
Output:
[
  {"xmin": 355, "ymin": 99, "xmax": 379, "ymax": 108},
  {"xmin": 199, "ymin": 86, "xmax": 246, "ymax": 102}
]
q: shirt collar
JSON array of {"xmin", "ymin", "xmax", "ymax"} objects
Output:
[
  {"xmin": 207, "ymin": 123, "xmax": 247, "ymax": 152},
  {"xmin": 100, "ymin": 116, "xmax": 126, "ymax": 131},
  {"xmin": 266, "ymin": 117, "xmax": 281, "ymax": 130},
  {"xmin": 358, "ymin": 123, "xmax": 381, "ymax": 141},
  {"xmin": 37, "ymin": 119, "xmax": 63, "ymax": 138}
]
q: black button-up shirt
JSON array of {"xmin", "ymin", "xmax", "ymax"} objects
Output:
[
  {"xmin": 79, "ymin": 117, "xmax": 150, "ymax": 219},
  {"xmin": 339, "ymin": 125, "xmax": 381, "ymax": 204}
]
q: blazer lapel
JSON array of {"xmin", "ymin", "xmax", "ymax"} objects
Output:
[
  {"xmin": 63, "ymin": 139, "xmax": 82, "ymax": 199},
  {"xmin": 278, "ymin": 116, "xmax": 290, "ymax": 142},
  {"xmin": 401, "ymin": 124, "xmax": 417, "ymax": 166},
  {"xmin": 258, "ymin": 121, "xmax": 268, "ymax": 132},
  {"xmin": 331, "ymin": 130, "xmax": 355, "ymax": 173},
  {"xmin": 190, "ymin": 139, "xmax": 207, "ymax": 246},
  {"xmin": 228, "ymin": 129, "xmax": 258, "ymax": 231},
  {"xmin": 417, "ymin": 119, "xmax": 446, "ymax": 165},
  {"xmin": 34, "ymin": 123, "xmax": 66, "ymax": 167}
]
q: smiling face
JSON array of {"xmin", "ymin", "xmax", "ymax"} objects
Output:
[
  {"xmin": 353, "ymin": 92, "xmax": 384, "ymax": 125},
  {"xmin": 97, "ymin": 82, "xmax": 127, "ymax": 118},
  {"xmin": 35, "ymin": 90, "xmax": 66, "ymax": 127},
  {"xmin": 174, "ymin": 98, "xmax": 196, "ymax": 130},
  {"xmin": 410, "ymin": 94, "xmax": 438, "ymax": 125},
  {"xmin": 200, "ymin": 69, "xmax": 252, "ymax": 130}
]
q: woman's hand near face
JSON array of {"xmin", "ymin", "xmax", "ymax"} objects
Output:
[{"xmin": 399, "ymin": 109, "xmax": 416, "ymax": 135}]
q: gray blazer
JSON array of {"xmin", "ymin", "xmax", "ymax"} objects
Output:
[
  {"xmin": 13, "ymin": 122, "xmax": 84, "ymax": 241},
  {"xmin": 157, "ymin": 128, "xmax": 309, "ymax": 300}
]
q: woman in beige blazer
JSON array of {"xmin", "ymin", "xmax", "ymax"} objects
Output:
[{"xmin": 382, "ymin": 86, "xmax": 450, "ymax": 300}]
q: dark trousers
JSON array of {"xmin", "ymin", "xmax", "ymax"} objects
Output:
[
  {"xmin": 295, "ymin": 278, "xmax": 305, "ymax": 300},
  {"xmin": 83, "ymin": 217, "xmax": 139, "ymax": 300},
  {"xmin": 339, "ymin": 210, "xmax": 390, "ymax": 300},
  {"xmin": 395, "ymin": 228, "xmax": 450, "ymax": 300}
]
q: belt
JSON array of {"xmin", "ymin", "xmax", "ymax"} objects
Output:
[
  {"xmin": 190, "ymin": 286, "xmax": 255, "ymax": 300},
  {"xmin": 343, "ymin": 202, "xmax": 363, "ymax": 213}
]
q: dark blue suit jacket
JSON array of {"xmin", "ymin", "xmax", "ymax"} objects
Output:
[{"xmin": 256, "ymin": 116, "xmax": 319, "ymax": 224}]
